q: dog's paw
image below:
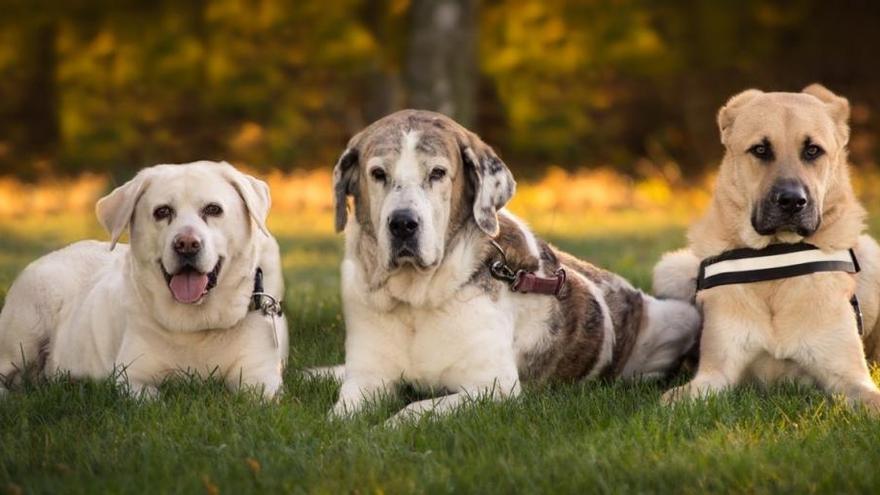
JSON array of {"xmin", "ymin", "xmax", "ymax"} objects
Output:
[
  {"xmin": 385, "ymin": 407, "xmax": 421, "ymax": 428},
  {"xmin": 660, "ymin": 386, "xmax": 689, "ymax": 406},
  {"xmin": 329, "ymin": 399, "xmax": 357, "ymax": 420},
  {"xmin": 235, "ymin": 373, "xmax": 283, "ymax": 401},
  {"xmin": 854, "ymin": 390, "xmax": 880, "ymax": 415},
  {"xmin": 126, "ymin": 383, "xmax": 160, "ymax": 401}
]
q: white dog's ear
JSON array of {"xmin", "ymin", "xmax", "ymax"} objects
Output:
[
  {"xmin": 223, "ymin": 167, "xmax": 271, "ymax": 237},
  {"xmin": 457, "ymin": 129, "xmax": 516, "ymax": 237},
  {"xmin": 96, "ymin": 170, "xmax": 152, "ymax": 250},
  {"xmin": 332, "ymin": 143, "xmax": 361, "ymax": 233},
  {"xmin": 717, "ymin": 89, "xmax": 764, "ymax": 146},
  {"xmin": 802, "ymin": 83, "xmax": 851, "ymax": 145}
]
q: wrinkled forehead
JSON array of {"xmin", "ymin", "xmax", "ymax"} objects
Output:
[
  {"xmin": 733, "ymin": 94, "xmax": 839, "ymax": 148},
  {"xmin": 142, "ymin": 166, "xmax": 238, "ymax": 207},
  {"xmin": 360, "ymin": 122, "xmax": 460, "ymax": 170}
]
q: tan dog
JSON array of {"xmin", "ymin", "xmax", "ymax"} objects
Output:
[{"xmin": 655, "ymin": 85, "xmax": 880, "ymax": 411}]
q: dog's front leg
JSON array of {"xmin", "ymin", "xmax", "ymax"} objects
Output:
[
  {"xmin": 662, "ymin": 292, "xmax": 764, "ymax": 404},
  {"xmin": 791, "ymin": 299, "xmax": 880, "ymax": 413},
  {"xmin": 332, "ymin": 372, "xmax": 399, "ymax": 418},
  {"xmin": 115, "ymin": 363, "xmax": 160, "ymax": 399},
  {"xmin": 227, "ymin": 361, "xmax": 284, "ymax": 400},
  {"xmin": 331, "ymin": 297, "xmax": 409, "ymax": 418},
  {"xmin": 225, "ymin": 316, "xmax": 288, "ymax": 400},
  {"xmin": 386, "ymin": 378, "xmax": 521, "ymax": 427},
  {"xmin": 817, "ymin": 355, "xmax": 880, "ymax": 413},
  {"xmin": 114, "ymin": 332, "xmax": 166, "ymax": 400},
  {"xmin": 124, "ymin": 379, "xmax": 160, "ymax": 400}
]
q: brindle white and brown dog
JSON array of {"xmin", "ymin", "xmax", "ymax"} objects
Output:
[{"xmin": 329, "ymin": 110, "xmax": 699, "ymax": 423}]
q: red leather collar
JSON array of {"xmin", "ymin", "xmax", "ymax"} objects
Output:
[
  {"xmin": 511, "ymin": 268, "xmax": 567, "ymax": 296},
  {"xmin": 488, "ymin": 240, "xmax": 566, "ymax": 297}
]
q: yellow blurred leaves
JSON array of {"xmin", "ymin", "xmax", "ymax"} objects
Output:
[
  {"xmin": 244, "ymin": 457, "xmax": 261, "ymax": 475},
  {"xmin": 201, "ymin": 474, "xmax": 220, "ymax": 495},
  {"xmin": 0, "ymin": 174, "xmax": 107, "ymax": 217},
  {"xmin": 231, "ymin": 122, "xmax": 266, "ymax": 154}
]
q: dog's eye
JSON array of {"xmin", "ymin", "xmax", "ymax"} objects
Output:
[
  {"xmin": 202, "ymin": 203, "xmax": 223, "ymax": 217},
  {"xmin": 429, "ymin": 167, "xmax": 447, "ymax": 181},
  {"xmin": 802, "ymin": 144, "xmax": 825, "ymax": 161},
  {"xmin": 370, "ymin": 168, "xmax": 387, "ymax": 183},
  {"xmin": 153, "ymin": 205, "xmax": 173, "ymax": 221},
  {"xmin": 748, "ymin": 142, "xmax": 774, "ymax": 161}
]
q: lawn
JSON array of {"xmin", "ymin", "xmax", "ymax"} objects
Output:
[{"xmin": 2, "ymin": 208, "xmax": 880, "ymax": 494}]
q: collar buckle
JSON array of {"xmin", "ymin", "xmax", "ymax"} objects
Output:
[
  {"xmin": 488, "ymin": 240, "xmax": 566, "ymax": 297},
  {"xmin": 250, "ymin": 267, "xmax": 283, "ymax": 349}
]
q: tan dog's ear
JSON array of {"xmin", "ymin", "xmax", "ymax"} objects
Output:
[
  {"xmin": 332, "ymin": 135, "xmax": 361, "ymax": 233},
  {"xmin": 717, "ymin": 89, "xmax": 764, "ymax": 145},
  {"xmin": 95, "ymin": 169, "xmax": 153, "ymax": 250},
  {"xmin": 457, "ymin": 129, "xmax": 516, "ymax": 237},
  {"xmin": 802, "ymin": 83, "xmax": 851, "ymax": 144},
  {"xmin": 221, "ymin": 164, "xmax": 271, "ymax": 237}
]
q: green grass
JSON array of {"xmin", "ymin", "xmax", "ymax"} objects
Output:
[{"xmin": 2, "ymin": 213, "xmax": 880, "ymax": 494}]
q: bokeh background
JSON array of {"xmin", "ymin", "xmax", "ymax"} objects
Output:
[
  {"xmin": 5, "ymin": 0, "xmax": 880, "ymax": 287},
  {"xmin": 2, "ymin": 0, "xmax": 880, "ymax": 180},
  {"xmin": 6, "ymin": 3, "xmax": 880, "ymax": 492}
]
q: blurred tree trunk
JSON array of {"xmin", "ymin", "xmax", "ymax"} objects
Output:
[
  {"xmin": 405, "ymin": 0, "xmax": 478, "ymax": 127},
  {"xmin": 18, "ymin": 20, "xmax": 59, "ymax": 172},
  {"xmin": 360, "ymin": 0, "xmax": 405, "ymax": 124}
]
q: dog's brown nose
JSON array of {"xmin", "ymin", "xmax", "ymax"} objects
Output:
[{"xmin": 173, "ymin": 233, "xmax": 202, "ymax": 256}]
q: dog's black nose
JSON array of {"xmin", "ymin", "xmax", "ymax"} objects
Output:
[
  {"xmin": 173, "ymin": 233, "xmax": 202, "ymax": 256},
  {"xmin": 773, "ymin": 182, "xmax": 808, "ymax": 214},
  {"xmin": 389, "ymin": 210, "xmax": 419, "ymax": 240}
]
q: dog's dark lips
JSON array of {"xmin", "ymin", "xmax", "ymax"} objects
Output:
[
  {"xmin": 389, "ymin": 249, "xmax": 436, "ymax": 271},
  {"xmin": 390, "ymin": 247, "xmax": 417, "ymax": 268},
  {"xmin": 753, "ymin": 223, "xmax": 815, "ymax": 238},
  {"xmin": 397, "ymin": 247, "xmax": 415, "ymax": 259},
  {"xmin": 751, "ymin": 213, "xmax": 816, "ymax": 238},
  {"xmin": 160, "ymin": 258, "xmax": 224, "ymax": 292}
]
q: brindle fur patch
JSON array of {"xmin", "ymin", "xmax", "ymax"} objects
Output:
[{"xmin": 469, "ymin": 217, "xmax": 646, "ymax": 383}]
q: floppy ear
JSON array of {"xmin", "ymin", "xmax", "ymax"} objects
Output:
[
  {"xmin": 222, "ymin": 165, "xmax": 271, "ymax": 237},
  {"xmin": 802, "ymin": 83, "xmax": 851, "ymax": 145},
  {"xmin": 332, "ymin": 145, "xmax": 360, "ymax": 233},
  {"xmin": 457, "ymin": 129, "xmax": 516, "ymax": 237},
  {"xmin": 95, "ymin": 170, "xmax": 152, "ymax": 250},
  {"xmin": 717, "ymin": 89, "xmax": 764, "ymax": 146}
]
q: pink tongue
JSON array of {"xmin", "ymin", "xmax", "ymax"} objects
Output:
[{"xmin": 169, "ymin": 271, "xmax": 209, "ymax": 304}]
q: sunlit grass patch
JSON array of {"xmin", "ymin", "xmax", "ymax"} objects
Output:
[{"xmin": 2, "ymin": 169, "xmax": 880, "ymax": 493}]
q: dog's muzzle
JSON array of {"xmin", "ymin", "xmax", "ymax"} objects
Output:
[{"xmin": 752, "ymin": 179, "xmax": 819, "ymax": 237}]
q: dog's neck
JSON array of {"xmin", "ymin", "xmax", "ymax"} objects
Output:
[{"xmin": 691, "ymin": 161, "xmax": 864, "ymax": 258}]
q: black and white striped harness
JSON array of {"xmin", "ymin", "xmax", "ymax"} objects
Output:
[{"xmin": 697, "ymin": 243, "xmax": 863, "ymax": 334}]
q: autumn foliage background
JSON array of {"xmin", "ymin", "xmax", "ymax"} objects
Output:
[
  {"xmin": 7, "ymin": 3, "xmax": 880, "ymax": 493},
  {"xmin": 2, "ymin": 0, "xmax": 880, "ymax": 221}
]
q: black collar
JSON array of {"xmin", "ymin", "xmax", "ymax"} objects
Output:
[
  {"xmin": 250, "ymin": 267, "xmax": 283, "ymax": 316},
  {"xmin": 697, "ymin": 243, "xmax": 860, "ymax": 291}
]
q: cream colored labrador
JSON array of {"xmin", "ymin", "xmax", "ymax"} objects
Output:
[{"xmin": 0, "ymin": 161, "xmax": 288, "ymax": 398}]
